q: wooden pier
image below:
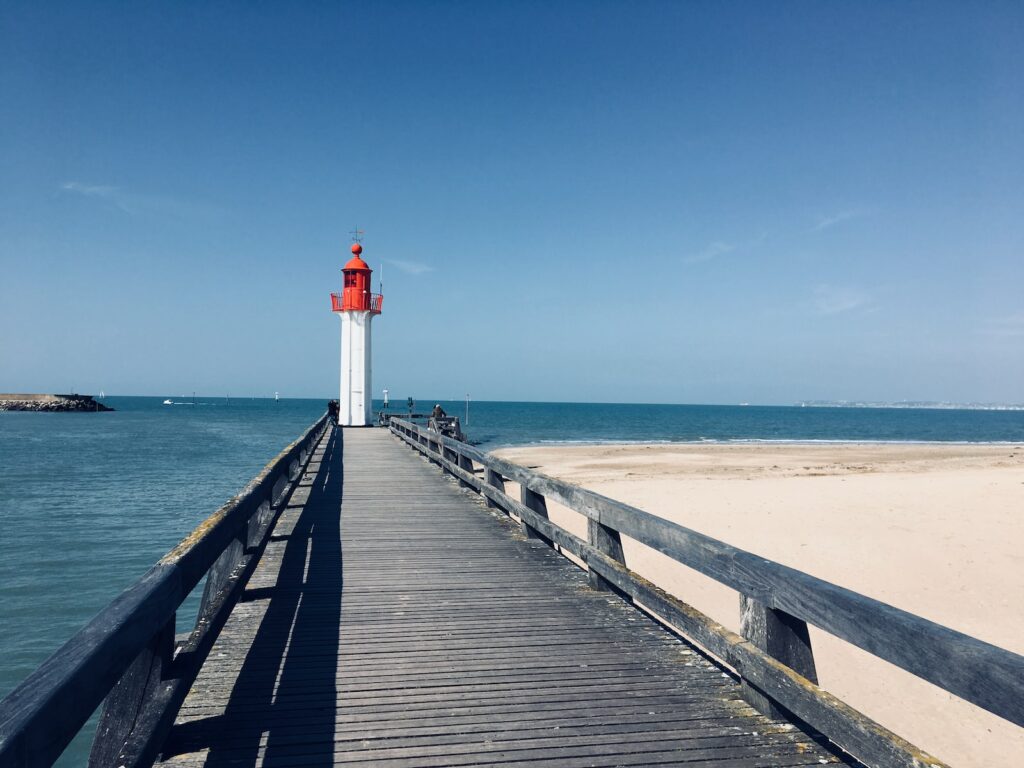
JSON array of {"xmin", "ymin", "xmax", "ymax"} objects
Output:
[
  {"xmin": 156, "ymin": 428, "xmax": 840, "ymax": 767},
  {"xmin": 1, "ymin": 416, "xmax": 1021, "ymax": 767}
]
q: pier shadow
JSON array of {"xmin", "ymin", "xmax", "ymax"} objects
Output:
[{"xmin": 162, "ymin": 428, "xmax": 344, "ymax": 766}]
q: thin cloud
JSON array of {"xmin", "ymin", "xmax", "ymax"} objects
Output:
[
  {"xmin": 683, "ymin": 232, "xmax": 766, "ymax": 265},
  {"xmin": 385, "ymin": 258, "xmax": 433, "ymax": 275},
  {"xmin": 684, "ymin": 241, "xmax": 735, "ymax": 265},
  {"xmin": 61, "ymin": 182, "xmax": 131, "ymax": 212},
  {"xmin": 812, "ymin": 284, "xmax": 874, "ymax": 315},
  {"xmin": 59, "ymin": 181, "xmax": 220, "ymax": 219},
  {"xmin": 981, "ymin": 312, "xmax": 1024, "ymax": 338},
  {"xmin": 812, "ymin": 209, "xmax": 866, "ymax": 232},
  {"xmin": 61, "ymin": 182, "xmax": 119, "ymax": 197}
]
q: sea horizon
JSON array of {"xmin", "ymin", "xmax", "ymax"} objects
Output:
[
  {"xmin": 24, "ymin": 392, "xmax": 1024, "ymax": 410},
  {"xmin": 8, "ymin": 395, "xmax": 1024, "ymax": 448}
]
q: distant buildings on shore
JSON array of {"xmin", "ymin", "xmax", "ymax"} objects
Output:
[{"xmin": 797, "ymin": 400, "xmax": 1024, "ymax": 411}]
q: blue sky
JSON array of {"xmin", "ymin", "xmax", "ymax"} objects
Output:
[{"xmin": 2, "ymin": 1, "xmax": 1022, "ymax": 404}]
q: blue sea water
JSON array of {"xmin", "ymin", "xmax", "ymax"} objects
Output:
[
  {"xmin": 452, "ymin": 400, "xmax": 1024, "ymax": 447},
  {"xmin": 0, "ymin": 396, "xmax": 325, "ymax": 765},
  {"xmin": 1, "ymin": 396, "xmax": 1023, "ymax": 764}
]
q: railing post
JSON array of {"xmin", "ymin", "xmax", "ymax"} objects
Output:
[
  {"xmin": 271, "ymin": 469, "xmax": 291, "ymax": 507},
  {"xmin": 587, "ymin": 519, "xmax": 629, "ymax": 598},
  {"xmin": 199, "ymin": 534, "xmax": 245, "ymax": 617},
  {"xmin": 456, "ymin": 451, "xmax": 474, "ymax": 489},
  {"xmin": 520, "ymin": 486, "xmax": 554, "ymax": 546},
  {"xmin": 484, "ymin": 468, "xmax": 505, "ymax": 510},
  {"xmin": 87, "ymin": 614, "xmax": 176, "ymax": 767},
  {"xmin": 246, "ymin": 500, "xmax": 273, "ymax": 550},
  {"xmin": 739, "ymin": 595, "xmax": 818, "ymax": 718}
]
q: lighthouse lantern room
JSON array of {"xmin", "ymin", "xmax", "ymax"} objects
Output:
[{"xmin": 330, "ymin": 243, "xmax": 383, "ymax": 426}]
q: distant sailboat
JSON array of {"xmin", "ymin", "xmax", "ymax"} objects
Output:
[{"xmin": 275, "ymin": 391, "xmax": 280, "ymax": 402}]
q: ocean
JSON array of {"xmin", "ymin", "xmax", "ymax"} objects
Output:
[{"xmin": 2, "ymin": 395, "xmax": 1023, "ymax": 764}]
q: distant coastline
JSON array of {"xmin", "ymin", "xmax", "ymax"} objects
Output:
[{"xmin": 796, "ymin": 400, "xmax": 1024, "ymax": 411}]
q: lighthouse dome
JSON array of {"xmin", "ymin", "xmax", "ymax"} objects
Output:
[{"xmin": 344, "ymin": 243, "xmax": 370, "ymax": 271}]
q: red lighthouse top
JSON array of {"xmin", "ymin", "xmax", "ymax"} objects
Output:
[
  {"xmin": 331, "ymin": 242, "xmax": 383, "ymax": 314},
  {"xmin": 344, "ymin": 243, "xmax": 369, "ymax": 270}
]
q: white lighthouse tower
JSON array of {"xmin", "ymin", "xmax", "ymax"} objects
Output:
[{"xmin": 330, "ymin": 242, "xmax": 383, "ymax": 426}]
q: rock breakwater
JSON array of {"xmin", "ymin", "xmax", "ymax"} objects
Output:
[{"xmin": 0, "ymin": 394, "xmax": 114, "ymax": 412}]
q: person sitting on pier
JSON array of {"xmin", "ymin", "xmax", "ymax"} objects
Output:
[
  {"xmin": 328, "ymin": 399, "xmax": 339, "ymax": 424},
  {"xmin": 431, "ymin": 403, "xmax": 446, "ymax": 419}
]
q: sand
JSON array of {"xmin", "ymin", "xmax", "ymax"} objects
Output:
[{"xmin": 491, "ymin": 442, "xmax": 1024, "ymax": 768}]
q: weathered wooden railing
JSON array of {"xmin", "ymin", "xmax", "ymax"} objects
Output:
[
  {"xmin": 390, "ymin": 417, "xmax": 1024, "ymax": 768},
  {"xmin": 0, "ymin": 414, "xmax": 331, "ymax": 768}
]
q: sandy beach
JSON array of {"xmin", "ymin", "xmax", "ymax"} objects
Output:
[{"xmin": 492, "ymin": 442, "xmax": 1024, "ymax": 768}]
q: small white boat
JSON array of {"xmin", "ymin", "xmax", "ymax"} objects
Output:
[{"xmin": 163, "ymin": 399, "xmax": 174, "ymax": 405}]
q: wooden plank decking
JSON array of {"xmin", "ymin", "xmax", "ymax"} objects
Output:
[{"xmin": 156, "ymin": 426, "xmax": 849, "ymax": 767}]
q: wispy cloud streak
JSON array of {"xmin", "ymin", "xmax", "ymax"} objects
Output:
[
  {"xmin": 683, "ymin": 232, "xmax": 766, "ymax": 265},
  {"xmin": 61, "ymin": 182, "xmax": 131, "ymax": 212},
  {"xmin": 684, "ymin": 241, "xmax": 734, "ymax": 264},
  {"xmin": 385, "ymin": 258, "xmax": 433, "ymax": 275},
  {"xmin": 812, "ymin": 209, "xmax": 866, "ymax": 232},
  {"xmin": 981, "ymin": 312, "xmax": 1024, "ymax": 338},
  {"xmin": 59, "ymin": 181, "xmax": 220, "ymax": 219},
  {"xmin": 812, "ymin": 284, "xmax": 874, "ymax": 315}
]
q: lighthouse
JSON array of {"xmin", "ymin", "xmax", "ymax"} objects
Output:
[{"xmin": 330, "ymin": 243, "xmax": 383, "ymax": 426}]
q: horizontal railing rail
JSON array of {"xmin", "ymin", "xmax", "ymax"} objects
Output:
[
  {"xmin": 389, "ymin": 417, "xmax": 1024, "ymax": 768},
  {"xmin": 0, "ymin": 414, "xmax": 331, "ymax": 768},
  {"xmin": 330, "ymin": 292, "xmax": 383, "ymax": 314}
]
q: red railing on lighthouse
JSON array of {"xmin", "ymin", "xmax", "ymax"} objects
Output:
[{"xmin": 331, "ymin": 292, "xmax": 383, "ymax": 314}]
